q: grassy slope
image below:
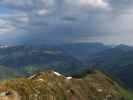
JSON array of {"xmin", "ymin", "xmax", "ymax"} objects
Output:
[{"xmin": 0, "ymin": 70, "xmax": 132, "ymax": 100}]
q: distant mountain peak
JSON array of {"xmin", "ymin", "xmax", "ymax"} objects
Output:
[
  {"xmin": 116, "ymin": 44, "xmax": 131, "ymax": 48},
  {"xmin": 114, "ymin": 44, "xmax": 133, "ymax": 51}
]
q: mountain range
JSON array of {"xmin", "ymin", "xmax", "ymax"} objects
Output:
[{"xmin": 0, "ymin": 43, "xmax": 133, "ymax": 90}]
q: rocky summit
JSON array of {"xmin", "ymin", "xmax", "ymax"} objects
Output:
[{"xmin": 0, "ymin": 70, "xmax": 131, "ymax": 100}]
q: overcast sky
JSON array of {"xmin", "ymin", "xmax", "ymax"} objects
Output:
[{"xmin": 0, "ymin": 0, "xmax": 133, "ymax": 45}]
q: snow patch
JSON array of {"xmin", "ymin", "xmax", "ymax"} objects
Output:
[
  {"xmin": 28, "ymin": 74, "xmax": 37, "ymax": 79},
  {"xmin": 53, "ymin": 71, "xmax": 61, "ymax": 76},
  {"xmin": 66, "ymin": 77, "xmax": 72, "ymax": 80}
]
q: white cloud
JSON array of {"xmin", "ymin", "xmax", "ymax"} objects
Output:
[
  {"xmin": 0, "ymin": 11, "xmax": 30, "ymax": 24},
  {"xmin": 66, "ymin": 0, "xmax": 109, "ymax": 8},
  {"xmin": 1, "ymin": 0, "xmax": 33, "ymax": 6},
  {"xmin": 79, "ymin": 0, "xmax": 108, "ymax": 7},
  {"xmin": 1, "ymin": 0, "xmax": 55, "ymax": 7},
  {"xmin": 15, "ymin": 12, "xmax": 30, "ymax": 23},
  {"xmin": 37, "ymin": 9, "xmax": 50, "ymax": 15},
  {"xmin": 0, "ymin": 19, "xmax": 16, "ymax": 35},
  {"xmin": 41, "ymin": 0, "xmax": 55, "ymax": 6},
  {"xmin": 19, "ymin": 16, "xmax": 29, "ymax": 23}
]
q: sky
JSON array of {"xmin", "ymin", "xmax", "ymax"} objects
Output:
[{"xmin": 0, "ymin": 0, "xmax": 133, "ymax": 45}]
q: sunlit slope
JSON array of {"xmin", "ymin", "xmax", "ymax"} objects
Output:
[{"xmin": 0, "ymin": 70, "xmax": 132, "ymax": 100}]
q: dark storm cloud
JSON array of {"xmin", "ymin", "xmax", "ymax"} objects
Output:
[{"xmin": 0, "ymin": 0, "xmax": 133, "ymax": 44}]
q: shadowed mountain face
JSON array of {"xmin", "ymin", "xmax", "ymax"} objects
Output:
[
  {"xmin": 0, "ymin": 45, "xmax": 81, "ymax": 67},
  {"xmin": 0, "ymin": 70, "xmax": 131, "ymax": 100},
  {"xmin": 0, "ymin": 43, "xmax": 109, "ymax": 79},
  {"xmin": 87, "ymin": 45, "xmax": 133, "ymax": 89},
  {"xmin": 60, "ymin": 43, "xmax": 110, "ymax": 61},
  {"xmin": 59, "ymin": 43, "xmax": 133, "ymax": 90},
  {"xmin": 0, "ymin": 45, "xmax": 83, "ymax": 77}
]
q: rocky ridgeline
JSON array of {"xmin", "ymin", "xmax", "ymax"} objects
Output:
[{"xmin": 0, "ymin": 70, "xmax": 130, "ymax": 100}]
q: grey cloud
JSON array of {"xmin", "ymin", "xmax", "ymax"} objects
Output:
[
  {"xmin": 0, "ymin": 0, "xmax": 133, "ymax": 44},
  {"xmin": 109, "ymin": 0, "xmax": 133, "ymax": 9}
]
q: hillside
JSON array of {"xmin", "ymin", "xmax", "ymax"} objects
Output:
[
  {"xmin": 0, "ymin": 70, "xmax": 132, "ymax": 100},
  {"xmin": 87, "ymin": 45, "xmax": 133, "ymax": 89},
  {"xmin": 60, "ymin": 43, "xmax": 109, "ymax": 61},
  {"xmin": 0, "ymin": 45, "xmax": 83, "ymax": 76}
]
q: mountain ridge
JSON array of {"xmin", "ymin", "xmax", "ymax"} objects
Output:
[{"xmin": 0, "ymin": 70, "xmax": 132, "ymax": 100}]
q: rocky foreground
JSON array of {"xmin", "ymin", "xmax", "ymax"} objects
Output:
[{"xmin": 0, "ymin": 70, "xmax": 132, "ymax": 100}]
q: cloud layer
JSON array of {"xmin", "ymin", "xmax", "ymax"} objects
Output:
[{"xmin": 0, "ymin": 0, "xmax": 133, "ymax": 45}]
